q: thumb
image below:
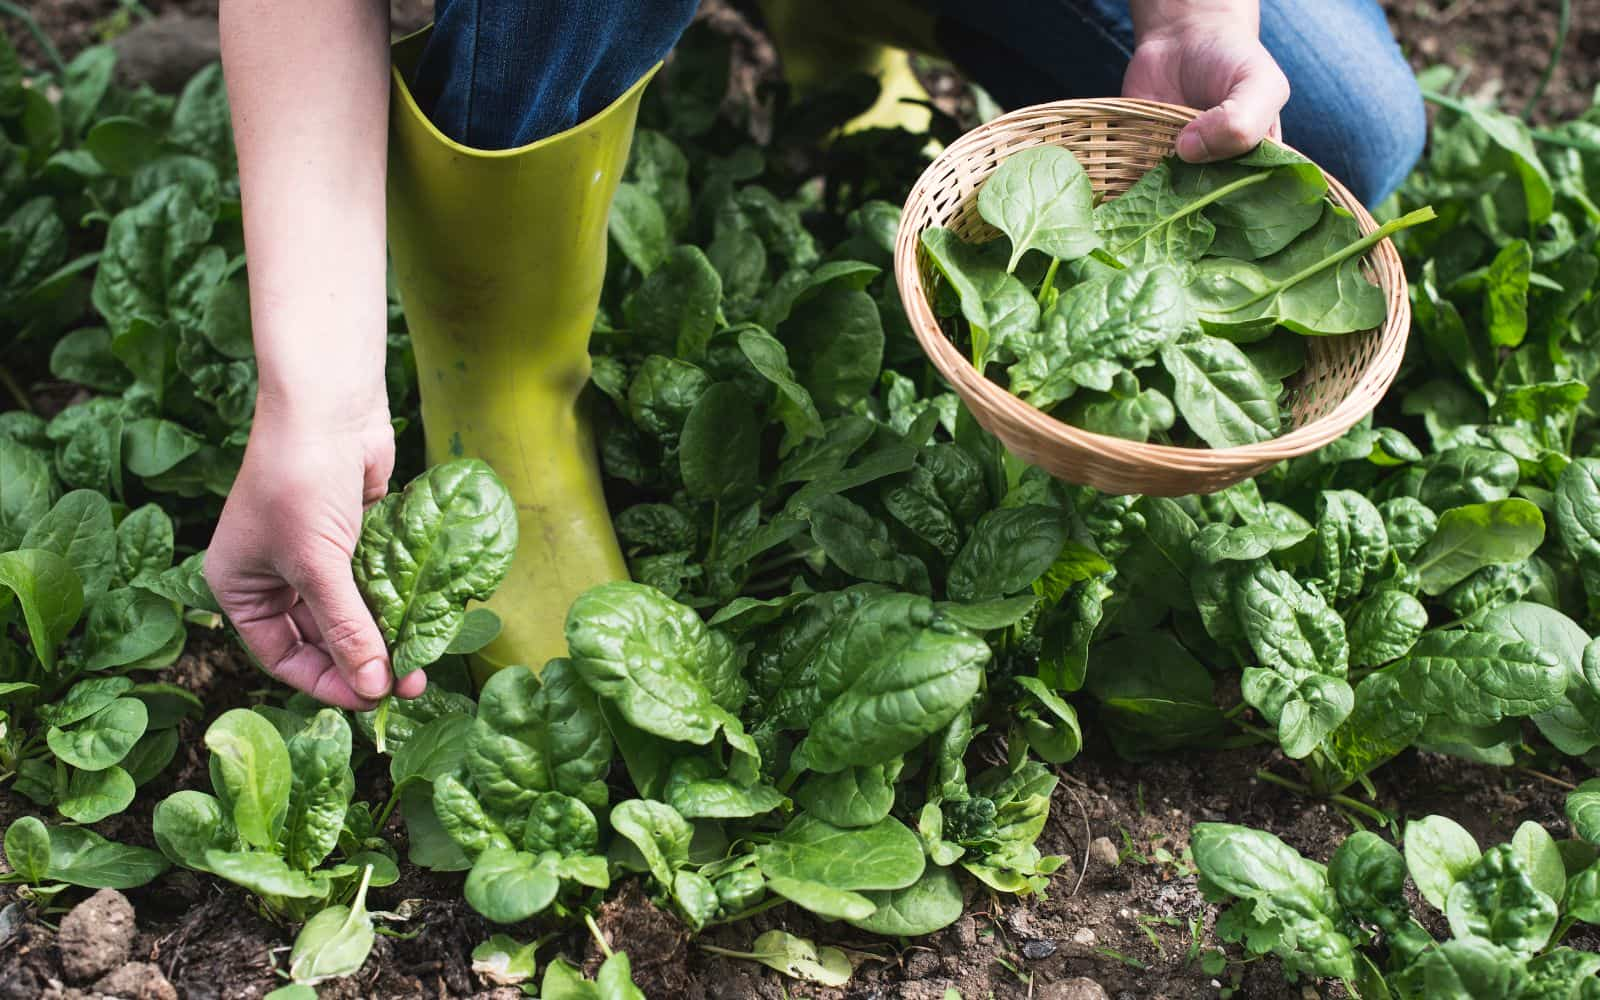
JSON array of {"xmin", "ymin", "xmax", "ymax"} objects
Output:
[
  {"xmin": 288, "ymin": 557, "xmax": 393, "ymax": 701},
  {"xmin": 1176, "ymin": 66, "xmax": 1290, "ymax": 162}
]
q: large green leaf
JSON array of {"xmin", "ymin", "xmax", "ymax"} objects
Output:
[
  {"xmin": 976, "ymin": 145, "xmax": 1101, "ymax": 271},
  {"xmin": 566, "ymin": 582, "xmax": 751, "ymax": 759},
  {"xmin": 0, "ymin": 548, "xmax": 83, "ymax": 669},
  {"xmin": 1160, "ymin": 336, "xmax": 1280, "ymax": 448},
  {"xmin": 795, "ymin": 594, "xmax": 989, "ymax": 773},
  {"xmin": 1169, "ymin": 144, "xmax": 1328, "ymax": 259},
  {"xmin": 920, "ymin": 228, "xmax": 1039, "ymax": 367},
  {"xmin": 1414, "ymin": 498, "xmax": 1545, "ymax": 595},
  {"xmin": 1190, "ymin": 206, "xmax": 1432, "ymax": 336},
  {"xmin": 947, "ymin": 505, "xmax": 1066, "ymax": 602},
  {"xmin": 20, "ymin": 489, "xmax": 114, "ymax": 600},
  {"xmin": 1394, "ymin": 630, "xmax": 1565, "ymax": 728},
  {"xmin": 756, "ymin": 814, "xmax": 925, "ymax": 892},
  {"xmin": 47, "ymin": 697, "xmax": 147, "ymax": 771},
  {"xmin": 281, "ymin": 710, "xmax": 355, "ymax": 871},
  {"xmin": 204, "ymin": 708, "xmax": 293, "ymax": 850},
  {"xmin": 353, "ymin": 460, "xmax": 518, "ymax": 677}
]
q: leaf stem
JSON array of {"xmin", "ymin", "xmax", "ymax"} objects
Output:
[
  {"xmin": 0, "ymin": 364, "xmax": 32, "ymax": 413},
  {"xmin": 1516, "ymin": 765, "xmax": 1578, "ymax": 792},
  {"xmin": 0, "ymin": 2, "xmax": 68, "ymax": 78},
  {"xmin": 1254, "ymin": 768, "xmax": 1311, "ymax": 795},
  {"xmin": 708, "ymin": 500, "xmax": 722, "ymax": 562},
  {"xmin": 372, "ymin": 781, "xmax": 407, "ymax": 832},
  {"xmin": 1036, "ymin": 258, "xmax": 1061, "ymax": 307},
  {"xmin": 1522, "ymin": 0, "xmax": 1571, "ymax": 121},
  {"xmin": 1219, "ymin": 206, "xmax": 1438, "ymax": 314},
  {"xmin": 584, "ymin": 912, "xmax": 613, "ymax": 959},
  {"xmin": 705, "ymin": 896, "xmax": 787, "ymax": 927},
  {"xmin": 1330, "ymin": 794, "xmax": 1390, "ymax": 827},
  {"xmin": 372, "ymin": 696, "xmax": 392, "ymax": 755},
  {"xmin": 1114, "ymin": 171, "xmax": 1273, "ymax": 257},
  {"xmin": 775, "ymin": 760, "xmax": 803, "ymax": 795}
]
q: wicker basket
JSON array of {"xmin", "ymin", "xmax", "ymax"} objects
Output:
[{"xmin": 894, "ymin": 99, "xmax": 1411, "ymax": 497}]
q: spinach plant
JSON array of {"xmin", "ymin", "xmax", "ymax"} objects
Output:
[
  {"xmin": 151, "ymin": 707, "xmax": 397, "ymax": 923},
  {"xmin": 1193, "ymin": 783, "xmax": 1600, "ymax": 997},
  {"xmin": 1, "ymin": 484, "xmax": 210, "ymax": 822}
]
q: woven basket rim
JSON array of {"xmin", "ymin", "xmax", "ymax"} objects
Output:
[{"xmin": 893, "ymin": 97, "xmax": 1411, "ymax": 477}]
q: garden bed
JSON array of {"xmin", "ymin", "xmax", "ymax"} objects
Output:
[{"xmin": 6, "ymin": 2, "xmax": 1600, "ymax": 999}]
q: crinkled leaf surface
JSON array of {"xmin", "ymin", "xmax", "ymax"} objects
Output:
[{"xmin": 353, "ymin": 459, "xmax": 518, "ymax": 677}]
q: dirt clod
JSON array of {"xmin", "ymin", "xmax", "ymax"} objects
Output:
[
  {"xmin": 110, "ymin": 14, "xmax": 219, "ymax": 92},
  {"xmin": 1038, "ymin": 978, "xmax": 1111, "ymax": 1000},
  {"xmin": 1021, "ymin": 938, "xmax": 1058, "ymax": 960},
  {"xmin": 58, "ymin": 890, "xmax": 137, "ymax": 984},
  {"xmin": 1087, "ymin": 836, "xmax": 1120, "ymax": 870},
  {"xmin": 92, "ymin": 962, "xmax": 179, "ymax": 1000},
  {"xmin": 949, "ymin": 914, "xmax": 978, "ymax": 950}
]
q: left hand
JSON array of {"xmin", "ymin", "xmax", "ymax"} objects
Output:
[{"xmin": 1122, "ymin": 22, "xmax": 1290, "ymax": 162}]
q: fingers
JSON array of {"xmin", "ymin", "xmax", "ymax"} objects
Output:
[
  {"xmin": 273, "ymin": 639, "xmax": 382, "ymax": 711},
  {"xmin": 295, "ymin": 598, "xmax": 426, "ymax": 699},
  {"xmin": 1176, "ymin": 62, "xmax": 1290, "ymax": 162},
  {"xmin": 395, "ymin": 669, "xmax": 428, "ymax": 700},
  {"xmin": 224, "ymin": 602, "xmax": 378, "ymax": 711},
  {"xmin": 286, "ymin": 556, "xmax": 394, "ymax": 701}
]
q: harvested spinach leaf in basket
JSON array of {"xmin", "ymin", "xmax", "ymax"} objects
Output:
[{"xmin": 923, "ymin": 143, "xmax": 1435, "ymax": 446}]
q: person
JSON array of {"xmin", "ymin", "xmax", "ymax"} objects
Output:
[{"xmin": 206, "ymin": 0, "xmax": 1426, "ymax": 710}]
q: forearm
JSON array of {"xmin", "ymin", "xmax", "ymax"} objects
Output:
[
  {"xmin": 220, "ymin": 0, "xmax": 392, "ymax": 422},
  {"xmin": 1130, "ymin": 0, "xmax": 1260, "ymax": 38}
]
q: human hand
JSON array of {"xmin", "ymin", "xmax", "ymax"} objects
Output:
[
  {"xmin": 205, "ymin": 402, "xmax": 423, "ymax": 709},
  {"xmin": 1122, "ymin": 12, "xmax": 1290, "ymax": 162}
]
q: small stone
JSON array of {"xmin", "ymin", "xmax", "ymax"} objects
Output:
[
  {"xmin": 1021, "ymin": 938, "xmax": 1057, "ymax": 960},
  {"xmin": 111, "ymin": 15, "xmax": 221, "ymax": 93},
  {"xmin": 905, "ymin": 950, "xmax": 941, "ymax": 977},
  {"xmin": 1071, "ymin": 926, "xmax": 1098, "ymax": 947},
  {"xmin": 92, "ymin": 963, "xmax": 178, "ymax": 1000},
  {"xmin": 57, "ymin": 890, "xmax": 137, "ymax": 983},
  {"xmin": 1088, "ymin": 836, "xmax": 1120, "ymax": 870},
  {"xmin": 950, "ymin": 914, "xmax": 978, "ymax": 950},
  {"xmin": 1037, "ymin": 978, "xmax": 1110, "ymax": 1000}
]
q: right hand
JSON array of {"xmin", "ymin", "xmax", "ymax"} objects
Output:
[{"xmin": 205, "ymin": 402, "xmax": 424, "ymax": 710}]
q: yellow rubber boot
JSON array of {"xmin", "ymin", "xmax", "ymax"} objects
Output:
[
  {"xmin": 757, "ymin": 0, "xmax": 940, "ymax": 135},
  {"xmin": 387, "ymin": 32, "xmax": 644, "ymax": 681}
]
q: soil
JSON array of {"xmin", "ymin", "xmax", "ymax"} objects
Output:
[
  {"xmin": 1383, "ymin": 0, "xmax": 1600, "ymax": 123},
  {"xmin": 3, "ymin": 627, "xmax": 1593, "ymax": 1000},
  {"xmin": 6, "ymin": 2, "xmax": 1599, "ymax": 998}
]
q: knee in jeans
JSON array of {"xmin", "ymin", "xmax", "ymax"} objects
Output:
[{"xmin": 1315, "ymin": 59, "xmax": 1427, "ymax": 205}]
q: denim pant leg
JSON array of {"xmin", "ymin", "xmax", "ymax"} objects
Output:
[
  {"xmin": 931, "ymin": 0, "xmax": 1426, "ymax": 206},
  {"xmin": 409, "ymin": 0, "xmax": 700, "ymax": 150}
]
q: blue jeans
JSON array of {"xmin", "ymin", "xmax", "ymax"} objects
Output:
[{"xmin": 412, "ymin": 0, "xmax": 1423, "ymax": 205}]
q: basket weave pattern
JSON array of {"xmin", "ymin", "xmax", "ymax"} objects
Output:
[{"xmin": 894, "ymin": 99, "xmax": 1411, "ymax": 497}]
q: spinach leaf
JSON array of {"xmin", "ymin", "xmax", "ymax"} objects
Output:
[
  {"xmin": 756, "ymin": 814, "xmax": 925, "ymax": 892},
  {"xmin": 1413, "ymin": 498, "xmax": 1545, "ymax": 595},
  {"xmin": 566, "ymin": 582, "xmax": 753, "ymax": 761},
  {"xmin": 1160, "ymin": 336, "xmax": 1280, "ymax": 448},
  {"xmin": 353, "ymin": 460, "xmax": 518, "ymax": 677},
  {"xmin": 1169, "ymin": 144, "xmax": 1329, "ymax": 259},
  {"xmin": 794, "ymin": 594, "xmax": 988, "ymax": 773},
  {"xmin": 1190, "ymin": 207, "xmax": 1434, "ymax": 336},
  {"xmin": 975, "ymin": 145, "xmax": 1100, "ymax": 271},
  {"xmin": 920, "ymin": 228, "xmax": 1039, "ymax": 367},
  {"xmin": 1008, "ymin": 265, "xmax": 1193, "ymax": 409}
]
